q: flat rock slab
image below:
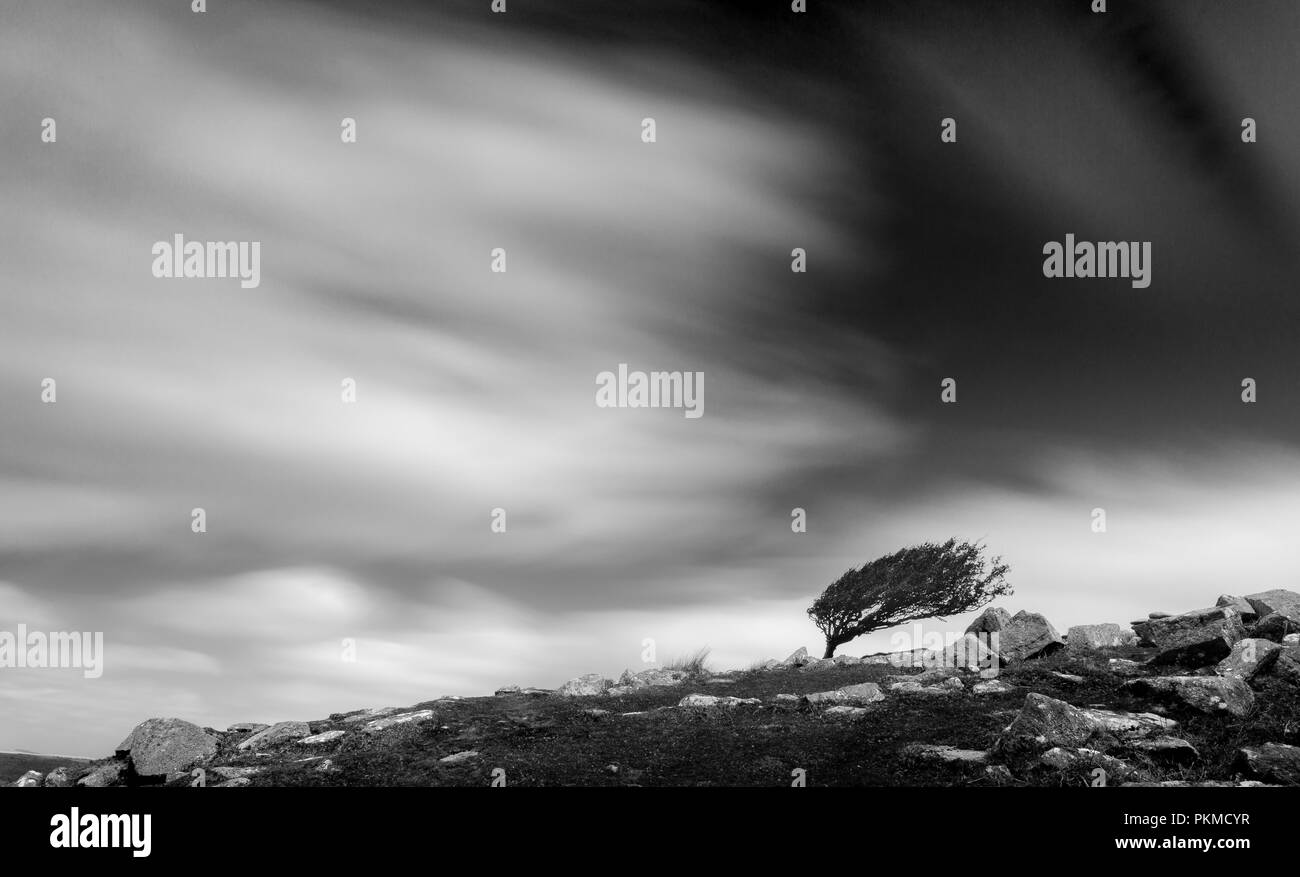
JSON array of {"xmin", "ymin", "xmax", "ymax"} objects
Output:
[
  {"xmin": 300, "ymin": 730, "xmax": 346, "ymax": 745},
  {"xmin": 116, "ymin": 717, "xmax": 220, "ymax": 778},
  {"xmin": 903, "ymin": 744, "xmax": 988, "ymax": 765},
  {"xmin": 343, "ymin": 707, "xmax": 401, "ymax": 723},
  {"xmin": 678, "ymin": 694, "xmax": 761, "ymax": 710},
  {"xmin": 1000, "ymin": 693, "xmax": 1176, "ymax": 754},
  {"xmin": 438, "ymin": 750, "xmax": 480, "ymax": 765},
  {"xmin": 803, "ymin": 682, "xmax": 885, "ymax": 706},
  {"xmin": 1122, "ymin": 676, "xmax": 1254, "ymax": 717},
  {"xmin": 362, "ymin": 710, "xmax": 437, "ymax": 733},
  {"xmin": 237, "ymin": 721, "xmax": 312, "ymax": 751},
  {"xmin": 823, "ymin": 706, "xmax": 871, "ymax": 719}
]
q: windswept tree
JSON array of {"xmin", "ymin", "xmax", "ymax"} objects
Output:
[{"xmin": 807, "ymin": 539, "xmax": 1011, "ymax": 659}]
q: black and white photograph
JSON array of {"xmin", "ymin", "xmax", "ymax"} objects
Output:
[{"xmin": 2, "ymin": 0, "xmax": 1297, "ymax": 858}]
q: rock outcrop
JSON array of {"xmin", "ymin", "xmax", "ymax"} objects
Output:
[
  {"xmin": 115, "ymin": 717, "xmax": 219, "ymax": 780},
  {"xmin": 1121, "ymin": 676, "xmax": 1254, "ymax": 717}
]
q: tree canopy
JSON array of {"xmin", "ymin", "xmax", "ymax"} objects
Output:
[{"xmin": 807, "ymin": 539, "xmax": 1012, "ymax": 658}]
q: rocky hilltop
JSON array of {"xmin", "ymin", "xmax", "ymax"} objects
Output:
[{"xmin": 11, "ymin": 589, "xmax": 1300, "ymax": 788}]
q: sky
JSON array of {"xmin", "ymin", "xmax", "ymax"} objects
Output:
[{"xmin": 3, "ymin": 0, "xmax": 1300, "ymax": 756}]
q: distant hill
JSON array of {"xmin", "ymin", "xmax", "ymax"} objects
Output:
[{"xmin": 0, "ymin": 752, "xmax": 91, "ymax": 785}]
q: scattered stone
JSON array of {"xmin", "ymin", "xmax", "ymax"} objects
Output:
[
  {"xmin": 75, "ymin": 762, "xmax": 124, "ymax": 787},
  {"xmin": 42, "ymin": 767, "xmax": 72, "ymax": 788},
  {"xmin": 115, "ymin": 718, "xmax": 220, "ymax": 778},
  {"xmin": 315, "ymin": 759, "xmax": 338, "ymax": 773},
  {"xmin": 1131, "ymin": 620, "xmax": 1156, "ymax": 646},
  {"xmin": 839, "ymin": 682, "xmax": 886, "ymax": 703},
  {"xmin": 1122, "ymin": 676, "xmax": 1254, "ymax": 717},
  {"xmin": 13, "ymin": 770, "xmax": 42, "ymax": 787},
  {"xmin": 557, "ymin": 674, "xmax": 613, "ymax": 697},
  {"xmin": 823, "ymin": 706, "xmax": 871, "ymax": 719},
  {"xmin": 996, "ymin": 611, "xmax": 1066, "ymax": 664},
  {"xmin": 581, "ymin": 709, "xmax": 611, "ymax": 719},
  {"xmin": 237, "ymin": 721, "xmax": 312, "ymax": 751},
  {"xmin": 984, "ymin": 764, "xmax": 1014, "ymax": 784},
  {"xmin": 831, "ymin": 654, "xmax": 861, "ymax": 665},
  {"xmin": 678, "ymin": 694, "xmax": 761, "ymax": 710},
  {"xmin": 361, "ymin": 710, "xmax": 436, "ymax": 733},
  {"xmin": 300, "ymin": 730, "xmax": 345, "ymax": 745},
  {"xmin": 1284, "ymin": 633, "xmax": 1300, "ymax": 647},
  {"xmin": 1128, "ymin": 737, "xmax": 1200, "ymax": 765},
  {"xmin": 616, "ymin": 668, "xmax": 691, "ymax": 689},
  {"xmin": 1234, "ymin": 743, "xmax": 1300, "ymax": 786},
  {"xmin": 798, "ymin": 658, "xmax": 837, "ymax": 672},
  {"xmin": 214, "ymin": 777, "xmax": 251, "ymax": 787},
  {"xmin": 705, "ymin": 677, "xmax": 735, "ymax": 684},
  {"xmin": 1052, "ymin": 672, "xmax": 1085, "ymax": 683},
  {"xmin": 1039, "ymin": 746, "xmax": 1132, "ymax": 779},
  {"xmin": 1244, "ymin": 589, "xmax": 1300, "ymax": 624},
  {"xmin": 439, "ymin": 750, "xmax": 480, "ymax": 765},
  {"xmin": 494, "ymin": 686, "xmax": 521, "ymax": 695},
  {"xmin": 1267, "ymin": 651, "xmax": 1300, "ymax": 687},
  {"xmin": 972, "ymin": 679, "xmax": 1016, "ymax": 695},
  {"xmin": 1067, "ymin": 624, "xmax": 1138, "ymax": 649},
  {"xmin": 227, "ymin": 722, "xmax": 269, "ymax": 734},
  {"xmin": 903, "ymin": 744, "xmax": 988, "ymax": 765},
  {"xmin": 920, "ymin": 633, "xmax": 1001, "ymax": 672},
  {"xmin": 1145, "ymin": 606, "xmax": 1246, "ymax": 666},
  {"xmin": 1216, "ymin": 594, "xmax": 1257, "ymax": 621},
  {"xmin": 773, "ymin": 694, "xmax": 799, "ymax": 703},
  {"xmin": 965, "ymin": 606, "xmax": 1012, "ymax": 636},
  {"xmin": 1215, "ymin": 638, "xmax": 1282, "ymax": 683},
  {"xmin": 999, "ymin": 693, "xmax": 1176, "ymax": 754},
  {"xmin": 803, "ymin": 683, "xmax": 885, "ymax": 706},
  {"xmin": 1252, "ymin": 612, "xmax": 1300, "ymax": 642},
  {"xmin": 780, "ymin": 647, "xmax": 810, "ymax": 667},
  {"xmin": 858, "ymin": 653, "xmax": 895, "ymax": 665}
]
